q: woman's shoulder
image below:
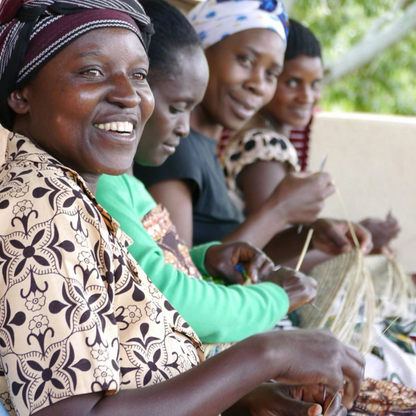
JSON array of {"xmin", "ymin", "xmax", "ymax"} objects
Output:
[
  {"xmin": 222, "ymin": 127, "xmax": 299, "ymax": 171},
  {"xmin": 220, "ymin": 127, "xmax": 299, "ymax": 195},
  {"xmin": 0, "ymin": 159, "xmax": 103, "ymax": 235}
]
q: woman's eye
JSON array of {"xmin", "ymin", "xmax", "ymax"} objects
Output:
[
  {"xmin": 238, "ymin": 55, "xmax": 254, "ymax": 67},
  {"xmin": 81, "ymin": 68, "xmax": 103, "ymax": 77},
  {"xmin": 286, "ymin": 79, "xmax": 299, "ymax": 88},
  {"xmin": 266, "ymin": 70, "xmax": 280, "ymax": 81},
  {"xmin": 169, "ymin": 106, "xmax": 184, "ymax": 115},
  {"xmin": 132, "ymin": 72, "xmax": 147, "ymax": 81},
  {"xmin": 312, "ymin": 80, "xmax": 322, "ymax": 90}
]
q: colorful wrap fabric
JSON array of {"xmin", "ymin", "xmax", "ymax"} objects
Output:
[
  {"xmin": 188, "ymin": 0, "xmax": 289, "ymax": 49},
  {"xmin": 350, "ymin": 378, "xmax": 416, "ymax": 416},
  {"xmin": 0, "ymin": 0, "xmax": 154, "ymax": 130},
  {"xmin": 141, "ymin": 204, "xmax": 204, "ymax": 280}
]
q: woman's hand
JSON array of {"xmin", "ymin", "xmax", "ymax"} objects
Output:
[
  {"xmin": 261, "ymin": 329, "xmax": 365, "ymax": 409},
  {"xmin": 267, "ymin": 172, "xmax": 335, "ymax": 225},
  {"xmin": 311, "ymin": 219, "xmax": 373, "ymax": 255},
  {"xmin": 262, "ymin": 267, "xmax": 318, "ymax": 312},
  {"xmin": 360, "ymin": 213, "xmax": 400, "ymax": 254},
  {"xmin": 225, "ymin": 383, "xmax": 346, "ymax": 416},
  {"xmin": 204, "ymin": 242, "xmax": 274, "ymax": 284}
]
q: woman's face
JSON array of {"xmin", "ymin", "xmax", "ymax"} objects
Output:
[
  {"xmin": 264, "ymin": 55, "xmax": 323, "ymax": 129},
  {"xmin": 11, "ymin": 28, "xmax": 154, "ymax": 177},
  {"xmin": 136, "ymin": 47, "xmax": 209, "ymax": 166},
  {"xmin": 201, "ymin": 28, "xmax": 285, "ymax": 132}
]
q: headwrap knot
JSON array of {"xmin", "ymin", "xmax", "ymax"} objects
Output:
[
  {"xmin": 188, "ymin": 0, "xmax": 289, "ymax": 50},
  {"xmin": 17, "ymin": 5, "xmax": 52, "ymax": 23}
]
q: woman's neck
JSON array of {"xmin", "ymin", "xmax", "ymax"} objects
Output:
[
  {"xmin": 13, "ymin": 123, "xmax": 101, "ymax": 194},
  {"xmin": 82, "ymin": 173, "xmax": 99, "ymax": 195},
  {"xmin": 190, "ymin": 104, "xmax": 223, "ymax": 140},
  {"xmin": 260, "ymin": 109, "xmax": 292, "ymax": 137}
]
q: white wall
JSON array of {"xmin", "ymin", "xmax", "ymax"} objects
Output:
[{"xmin": 309, "ymin": 112, "xmax": 416, "ymax": 273}]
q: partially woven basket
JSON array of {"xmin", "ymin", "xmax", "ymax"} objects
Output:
[
  {"xmin": 297, "ymin": 249, "xmax": 416, "ymax": 353},
  {"xmin": 365, "ymin": 254, "xmax": 416, "ymax": 319},
  {"xmin": 297, "ymin": 248, "xmax": 376, "ymax": 353}
]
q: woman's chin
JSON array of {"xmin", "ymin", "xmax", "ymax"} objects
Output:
[
  {"xmin": 134, "ymin": 152, "xmax": 167, "ymax": 167},
  {"xmin": 221, "ymin": 115, "xmax": 250, "ymax": 134}
]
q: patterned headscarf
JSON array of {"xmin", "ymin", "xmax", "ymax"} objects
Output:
[
  {"xmin": 188, "ymin": 0, "xmax": 289, "ymax": 50},
  {"xmin": 0, "ymin": 0, "xmax": 154, "ymax": 130}
]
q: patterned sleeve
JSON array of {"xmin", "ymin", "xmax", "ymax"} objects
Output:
[
  {"xmin": 220, "ymin": 128, "xmax": 300, "ymax": 196},
  {"xmin": 0, "ymin": 173, "xmax": 121, "ymax": 416}
]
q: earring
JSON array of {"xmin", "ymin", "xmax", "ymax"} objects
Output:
[{"xmin": 16, "ymin": 93, "xmax": 22, "ymax": 99}]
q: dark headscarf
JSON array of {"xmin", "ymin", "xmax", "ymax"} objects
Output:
[{"xmin": 0, "ymin": 0, "xmax": 154, "ymax": 130}]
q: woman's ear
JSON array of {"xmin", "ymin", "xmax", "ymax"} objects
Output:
[{"xmin": 7, "ymin": 88, "xmax": 30, "ymax": 115}]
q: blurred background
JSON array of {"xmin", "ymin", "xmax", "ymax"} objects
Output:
[{"xmin": 287, "ymin": 0, "xmax": 416, "ymax": 115}]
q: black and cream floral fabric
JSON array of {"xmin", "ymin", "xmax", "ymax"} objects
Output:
[
  {"xmin": 220, "ymin": 128, "xmax": 299, "ymax": 212},
  {"xmin": 0, "ymin": 133, "xmax": 203, "ymax": 416}
]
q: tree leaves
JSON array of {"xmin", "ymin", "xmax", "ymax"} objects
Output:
[{"xmin": 292, "ymin": 0, "xmax": 416, "ymax": 115}]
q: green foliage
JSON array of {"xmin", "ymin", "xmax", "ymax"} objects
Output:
[{"xmin": 291, "ymin": 1, "xmax": 416, "ymax": 115}]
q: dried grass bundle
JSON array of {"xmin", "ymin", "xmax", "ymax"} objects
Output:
[
  {"xmin": 298, "ymin": 249, "xmax": 416, "ymax": 353},
  {"xmin": 297, "ymin": 248, "xmax": 376, "ymax": 353},
  {"xmin": 365, "ymin": 255, "xmax": 416, "ymax": 320}
]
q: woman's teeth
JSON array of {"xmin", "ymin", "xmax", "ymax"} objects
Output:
[{"xmin": 94, "ymin": 121, "xmax": 134, "ymax": 134}]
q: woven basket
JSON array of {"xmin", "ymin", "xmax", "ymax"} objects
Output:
[{"xmin": 297, "ymin": 249, "xmax": 376, "ymax": 353}]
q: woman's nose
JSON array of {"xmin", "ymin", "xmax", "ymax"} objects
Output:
[
  {"xmin": 106, "ymin": 73, "xmax": 140, "ymax": 108},
  {"xmin": 298, "ymin": 85, "xmax": 315, "ymax": 104},
  {"xmin": 245, "ymin": 68, "xmax": 267, "ymax": 96},
  {"xmin": 175, "ymin": 113, "xmax": 190, "ymax": 138}
]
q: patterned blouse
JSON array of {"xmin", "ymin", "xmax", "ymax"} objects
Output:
[
  {"xmin": 0, "ymin": 133, "xmax": 203, "ymax": 416},
  {"xmin": 220, "ymin": 122, "xmax": 299, "ymax": 212}
]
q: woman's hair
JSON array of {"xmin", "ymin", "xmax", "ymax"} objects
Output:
[
  {"xmin": 285, "ymin": 19, "xmax": 322, "ymax": 61},
  {"xmin": 140, "ymin": 0, "xmax": 201, "ymax": 78}
]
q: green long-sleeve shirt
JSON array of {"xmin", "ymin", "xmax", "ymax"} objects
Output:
[{"xmin": 96, "ymin": 174, "xmax": 289, "ymax": 343}]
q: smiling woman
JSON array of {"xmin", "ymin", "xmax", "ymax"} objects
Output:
[
  {"xmin": 135, "ymin": 0, "xmax": 290, "ymax": 248},
  {"xmin": 9, "ymin": 28, "xmax": 154, "ymax": 185}
]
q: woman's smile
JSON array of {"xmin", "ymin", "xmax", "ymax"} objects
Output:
[
  {"xmin": 93, "ymin": 120, "xmax": 137, "ymax": 143},
  {"xmin": 227, "ymin": 92, "xmax": 259, "ymax": 120}
]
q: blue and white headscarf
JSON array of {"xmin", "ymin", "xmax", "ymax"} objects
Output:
[{"xmin": 188, "ymin": 0, "xmax": 289, "ymax": 50}]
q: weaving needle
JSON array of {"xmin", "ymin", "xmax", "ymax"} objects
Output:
[
  {"xmin": 297, "ymin": 150, "xmax": 330, "ymax": 234},
  {"xmin": 364, "ymin": 316, "xmax": 401, "ymax": 357}
]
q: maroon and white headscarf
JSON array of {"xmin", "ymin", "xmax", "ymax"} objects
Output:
[{"xmin": 0, "ymin": 0, "xmax": 154, "ymax": 130}]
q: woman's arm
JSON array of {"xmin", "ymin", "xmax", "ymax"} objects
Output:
[
  {"xmin": 222, "ymin": 172, "xmax": 335, "ymax": 250},
  {"xmin": 96, "ymin": 175, "xmax": 290, "ymax": 344},
  {"xmin": 36, "ymin": 329, "xmax": 364, "ymax": 416},
  {"xmin": 237, "ymin": 160, "xmax": 288, "ymax": 215}
]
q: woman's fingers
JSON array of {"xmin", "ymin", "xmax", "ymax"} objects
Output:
[
  {"xmin": 245, "ymin": 247, "xmax": 274, "ymax": 283},
  {"xmin": 323, "ymin": 393, "xmax": 346, "ymax": 416},
  {"xmin": 340, "ymin": 347, "xmax": 365, "ymax": 408}
]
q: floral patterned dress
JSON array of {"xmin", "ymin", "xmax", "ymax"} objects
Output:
[{"xmin": 0, "ymin": 133, "xmax": 203, "ymax": 416}]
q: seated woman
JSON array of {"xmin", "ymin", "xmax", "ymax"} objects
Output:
[
  {"xmin": 220, "ymin": 19, "xmax": 400, "ymax": 259},
  {"xmin": 219, "ymin": 19, "xmax": 416, "ymax": 386},
  {"xmin": 96, "ymin": 0, "xmax": 317, "ymax": 349},
  {"xmin": 0, "ymin": 1, "xmax": 364, "ymax": 416},
  {"xmin": 134, "ymin": 0, "xmax": 372, "ymax": 266}
]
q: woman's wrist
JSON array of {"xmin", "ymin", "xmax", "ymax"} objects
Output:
[
  {"xmin": 241, "ymin": 332, "xmax": 287, "ymax": 382},
  {"xmin": 261, "ymin": 200, "xmax": 291, "ymax": 230}
]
